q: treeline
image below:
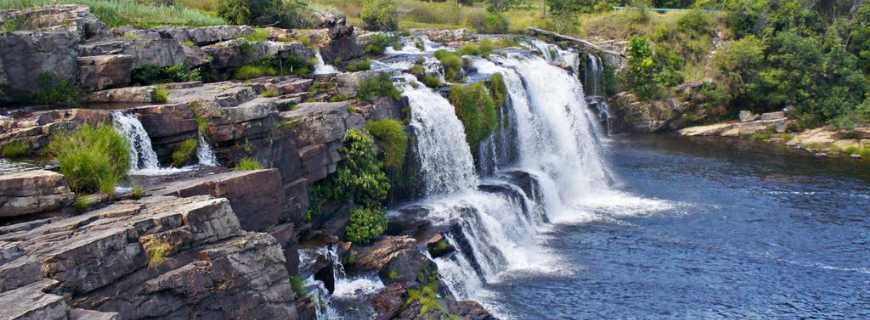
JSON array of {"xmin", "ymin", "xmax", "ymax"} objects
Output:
[{"xmin": 622, "ymin": 0, "xmax": 868, "ymax": 128}]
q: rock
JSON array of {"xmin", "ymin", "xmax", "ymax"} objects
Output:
[
  {"xmin": 607, "ymin": 92, "xmax": 679, "ymax": 133},
  {"xmin": 84, "ymin": 85, "xmax": 156, "ymax": 103},
  {"xmin": 380, "ymin": 247, "xmax": 437, "ymax": 286},
  {"xmin": 739, "ymin": 110, "xmax": 758, "ymax": 122},
  {"xmin": 154, "ymin": 169, "xmax": 286, "ymax": 231},
  {"xmin": 280, "ymin": 101, "xmax": 365, "ymax": 183},
  {"xmin": 0, "ymin": 170, "xmax": 74, "ymax": 218},
  {"xmin": 161, "ymin": 25, "xmax": 254, "ymax": 46},
  {"xmin": 69, "ymin": 309, "xmax": 119, "ymax": 320},
  {"xmin": 120, "ymin": 30, "xmax": 187, "ymax": 68},
  {"xmin": 426, "ymin": 234, "xmax": 454, "ymax": 259},
  {"xmin": 77, "ymin": 54, "xmax": 134, "ymax": 91},
  {"xmin": 0, "ymin": 109, "xmax": 110, "ymax": 159},
  {"xmin": 370, "ymin": 282, "xmax": 408, "ymax": 320},
  {"xmin": 319, "ymin": 15, "xmax": 363, "ymax": 64},
  {"xmin": 0, "ymin": 30, "xmax": 79, "ymax": 96},
  {"xmin": 760, "ymin": 111, "xmax": 786, "ymax": 121},
  {"xmin": 0, "ymin": 5, "xmax": 106, "ymax": 39},
  {"xmin": 202, "ymin": 39, "xmax": 314, "ymax": 70},
  {"xmin": 446, "ymin": 300, "xmax": 498, "ymax": 320},
  {"xmin": 348, "ymin": 236, "xmax": 416, "ymax": 273},
  {"xmin": 678, "ymin": 122, "xmax": 737, "ymax": 136},
  {"xmin": 0, "ymin": 279, "xmax": 67, "ymax": 320}
]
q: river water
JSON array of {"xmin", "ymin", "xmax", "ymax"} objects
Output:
[{"xmin": 485, "ymin": 136, "xmax": 870, "ymax": 319}]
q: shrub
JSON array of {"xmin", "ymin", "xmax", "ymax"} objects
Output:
[
  {"xmin": 243, "ymin": 27, "xmax": 270, "ymax": 42},
  {"xmin": 151, "ymin": 85, "xmax": 169, "ymax": 103},
  {"xmin": 33, "ymin": 73, "xmax": 79, "ymax": 106},
  {"xmin": 434, "ymin": 50, "xmax": 463, "ymax": 82},
  {"xmin": 458, "ymin": 40, "xmax": 494, "ymax": 58},
  {"xmin": 467, "ymin": 12, "xmax": 509, "ymax": 34},
  {"xmin": 1, "ymin": 141, "xmax": 28, "ymax": 159},
  {"xmin": 47, "ymin": 124, "xmax": 130, "ymax": 194},
  {"xmin": 449, "ymin": 83, "xmax": 498, "ymax": 151},
  {"xmin": 142, "ymin": 237, "xmax": 173, "ymax": 269},
  {"xmin": 345, "ymin": 207, "xmax": 387, "ymax": 244},
  {"xmin": 489, "ymin": 72, "xmax": 508, "ymax": 108},
  {"xmin": 131, "ymin": 186, "xmax": 145, "ymax": 199},
  {"xmin": 364, "ymin": 33, "xmax": 400, "ymax": 55},
  {"xmin": 235, "ymin": 157, "xmax": 263, "ymax": 171},
  {"xmin": 366, "ymin": 119, "xmax": 408, "ymax": 171},
  {"xmin": 217, "ymin": 0, "xmax": 311, "ymax": 28},
  {"xmin": 132, "ymin": 64, "xmax": 201, "ymax": 85},
  {"xmin": 289, "ymin": 276, "xmax": 308, "ymax": 297},
  {"xmin": 233, "ymin": 64, "xmax": 277, "ymax": 80},
  {"xmin": 171, "ymin": 138, "xmax": 198, "ymax": 167},
  {"xmin": 358, "ymin": 73, "xmax": 401, "ymax": 102},
  {"xmin": 677, "ymin": 9, "xmax": 715, "ymax": 37},
  {"xmin": 361, "ymin": 0, "xmax": 398, "ymax": 31},
  {"xmin": 334, "ymin": 130, "xmax": 390, "ymax": 208},
  {"xmin": 422, "ymin": 74, "xmax": 441, "ymax": 88},
  {"xmin": 261, "ymin": 87, "xmax": 279, "ymax": 97},
  {"xmin": 346, "ymin": 59, "xmax": 371, "ymax": 72}
]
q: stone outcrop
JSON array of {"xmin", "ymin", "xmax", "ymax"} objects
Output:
[
  {"xmin": 0, "ymin": 30, "xmax": 80, "ymax": 95},
  {"xmin": 0, "ymin": 195, "xmax": 297, "ymax": 319},
  {"xmin": 77, "ymin": 54, "xmax": 134, "ymax": 91},
  {"xmin": 608, "ymin": 82, "xmax": 729, "ymax": 134},
  {"xmin": 280, "ymin": 101, "xmax": 366, "ymax": 182},
  {"xmin": 0, "ymin": 109, "xmax": 111, "ymax": 154},
  {"xmin": 0, "ymin": 170, "xmax": 74, "ymax": 218},
  {"xmin": 679, "ymin": 110, "xmax": 789, "ymax": 137}
]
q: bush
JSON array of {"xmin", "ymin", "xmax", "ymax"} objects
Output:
[
  {"xmin": 346, "ymin": 59, "xmax": 372, "ymax": 72},
  {"xmin": 1, "ymin": 141, "xmax": 28, "ymax": 159},
  {"xmin": 358, "ymin": 73, "xmax": 401, "ymax": 102},
  {"xmin": 345, "ymin": 207, "xmax": 387, "ymax": 244},
  {"xmin": 434, "ymin": 50, "xmax": 463, "ymax": 82},
  {"xmin": 422, "ymin": 74, "xmax": 442, "ymax": 88},
  {"xmin": 458, "ymin": 40, "xmax": 494, "ymax": 58},
  {"xmin": 489, "ymin": 72, "xmax": 508, "ymax": 108},
  {"xmin": 713, "ymin": 36, "xmax": 765, "ymax": 103},
  {"xmin": 33, "ymin": 73, "xmax": 79, "ymax": 106},
  {"xmin": 217, "ymin": 0, "xmax": 311, "ymax": 28},
  {"xmin": 233, "ymin": 64, "xmax": 277, "ymax": 80},
  {"xmin": 334, "ymin": 129, "xmax": 390, "ymax": 208},
  {"xmin": 364, "ymin": 33, "xmax": 400, "ymax": 55},
  {"xmin": 132, "ymin": 64, "xmax": 201, "ymax": 85},
  {"xmin": 235, "ymin": 157, "xmax": 263, "ymax": 171},
  {"xmin": 47, "ymin": 124, "xmax": 130, "ymax": 194},
  {"xmin": 151, "ymin": 85, "xmax": 169, "ymax": 103},
  {"xmin": 449, "ymin": 83, "xmax": 498, "ymax": 151},
  {"xmin": 289, "ymin": 276, "xmax": 308, "ymax": 297},
  {"xmin": 361, "ymin": 0, "xmax": 398, "ymax": 31},
  {"xmin": 171, "ymin": 138, "xmax": 198, "ymax": 167},
  {"xmin": 365, "ymin": 119, "xmax": 408, "ymax": 171},
  {"xmin": 467, "ymin": 12, "xmax": 509, "ymax": 34}
]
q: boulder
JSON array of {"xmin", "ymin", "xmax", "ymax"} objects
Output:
[
  {"xmin": 120, "ymin": 30, "xmax": 187, "ymax": 68},
  {"xmin": 0, "ymin": 4, "xmax": 106, "ymax": 39},
  {"xmin": 319, "ymin": 15, "xmax": 363, "ymax": 64},
  {"xmin": 739, "ymin": 110, "xmax": 758, "ymax": 122},
  {"xmin": 161, "ymin": 25, "xmax": 254, "ymax": 46},
  {"xmin": 0, "ymin": 279, "xmax": 67, "ymax": 320},
  {"xmin": 0, "ymin": 30, "xmax": 79, "ymax": 96},
  {"xmin": 280, "ymin": 101, "xmax": 365, "ymax": 182},
  {"xmin": 202, "ymin": 39, "xmax": 314, "ymax": 70},
  {"xmin": 77, "ymin": 54, "xmax": 134, "ymax": 91},
  {"xmin": 348, "ymin": 236, "xmax": 416, "ymax": 273},
  {"xmin": 370, "ymin": 282, "xmax": 408, "ymax": 320},
  {"xmin": 0, "ymin": 170, "xmax": 74, "ymax": 218}
]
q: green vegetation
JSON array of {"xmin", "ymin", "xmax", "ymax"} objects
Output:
[
  {"xmin": 358, "ymin": 73, "xmax": 401, "ymax": 102},
  {"xmin": 345, "ymin": 59, "xmax": 372, "ymax": 72},
  {"xmin": 289, "ymin": 276, "xmax": 308, "ymax": 297},
  {"xmin": 449, "ymin": 82, "xmax": 498, "ymax": 151},
  {"xmin": 151, "ymin": 85, "xmax": 169, "ymax": 103},
  {"xmin": 422, "ymin": 74, "xmax": 441, "ymax": 88},
  {"xmin": 361, "ymin": 0, "xmax": 399, "ymax": 31},
  {"xmin": 132, "ymin": 64, "xmax": 201, "ymax": 85},
  {"xmin": 143, "ymin": 237, "xmax": 173, "ymax": 269},
  {"xmin": 364, "ymin": 33, "xmax": 401, "ymax": 55},
  {"xmin": 33, "ymin": 73, "xmax": 79, "ymax": 106},
  {"xmin": 260, "ymin": 87, "xmax": 279, "ymax": 97},
  {"xmin": 622, "ymin": 36, "xmax": 683, "ymax": 100},
  {"xmin": 406, "ymin": 282, "xmax": 442, "ymax": 317},
  {"xmin": 47, "ymin": 124, "xmax": 130, "ymax": 195},
  {"xmin": 217, "ymin": 0, "xmax": 313, "ymax": 28},
  {"xmin": 434, "ymin": 50, "xmax": 463, "ymax": 82},
  {"xmin": 0, "ymin": 0, "xmax": 225, "ymax": 28},
  {"xmin": 345, "ymin": 207, "xmax": 388, "ymax": 244},
  {"xmin": 235, "ymin": 157, "xmax": 263, "ymax": 171},
  {"xmin": 458, "ymin": 40, "xmax": 494, "ymax": 58},
  {"xmin": 468, "ymin": 11, "xmax": 510, "ymax": 34},
  {"xmin": 131, "ymin": 186, "xmax": 145, "ymax": 199},
  {"xmin": 243, "ymin": 27, "xmax": 270, "ymax": 42},
  {"xmin": 232, "ymin": 56, "xmax": 313, "ymax": 80},
  {"xmin": 0, "ymin": 141, "xmax": 28, "ymax": 159},
  {"xmin": 171, "ymin": 138, "xmax": 198, "ymax": 167},
  {"xmin": 234, "ymin": 64, "xmax": 277, "ymax": 80},
  {"xmin": 366, "ymin": 119, "xmax": 408, "ymax": 170},
  {"xmin": 73, "ymin": 195, "xmax": 92, "ymax": 212},
  {"xmin": 489, "ymin": 72, "xmax": 508, "ymax": 108}
]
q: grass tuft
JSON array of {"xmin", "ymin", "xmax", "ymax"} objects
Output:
[
  {"xmin": 47, "ymin": 123, "xmax": 130, "ymax": 195},
  {"xmin": 170, "ymin": 138, "xmax": 198, "ymax": 167},
  {"xmin": 235, "ymin": 157, "xmax": 263, "ymax": 171}
]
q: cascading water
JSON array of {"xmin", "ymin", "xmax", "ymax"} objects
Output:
[
  {"xmin": 313, "ymin": 51, "xmax": 338, "ymax": 75},
  {"xmin": 196, "ymin": 134, "xmax": 218, "ymax": 166},
  {"xmin": 112, "ymin": 111, "xmax": 159, "ymax": 171},
  {"xmin": 585, "ymin": 54, "xmax": 603, "ymax": 97}
]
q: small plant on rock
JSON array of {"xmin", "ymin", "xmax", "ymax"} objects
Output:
[
  {"xmin": 365, "ymin": 119, "xmax": 408, "ymax": 171},
  {"xmin": 152, "ymin": 85, "xmax": 169, "ymax": 103},
  {"xmin": 0, "ymin": 140, "xmax": 28, "ymax": 159},
  {"xmin": 345, "ymin": 207, "xmax": 387, "ymax": 244},
  {"xmin": 47, "ymin": 124, "xmax": 130, "ymax": 195},
  {"xmin": 235, "ymin": 157, "xmax": 263, "ymax": 171},
  {"xmin": 358, "ymin": 73, "xmax": 401, "ymax": 102},
  {"xmin": 171, "ymin": 138, "xmax": 198, "ymax": 167},
  {"xmin": 434, "ymin": 50, "xmax": 463, "ymax": 82}
]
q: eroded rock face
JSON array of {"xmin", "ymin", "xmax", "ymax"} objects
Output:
[
  {"xmin": 280, "ymin": 101, "xmax": 366, "ymax": 182},
  {"xmin": 0, "ymin": 195, "xmax": 297, "ymax": 320},
  {"xmin": 0, "ymin": 170, "xmax": 74, "ymax": 218},
  {"xmin": 0, "ymin": 109, "xmax": 111, "ymax": 157},
  {"xmin": 0, "ymin": 30, "xmax": 79, "ymax": 96},
  {"xmin": 0, "ymin": 4, "xmax": 106, "ymax": 39},
  {"xmin": 77, "ymin": 54, "xmax": 134, "ymax": 91},
  {"xmin": 0, "ymin": 279, "xmax": 67, "ymax": 320}
]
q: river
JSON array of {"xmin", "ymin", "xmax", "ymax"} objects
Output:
[{"xmin": 484, "ymin": 136, "xmax": 870, "ymax": 319}]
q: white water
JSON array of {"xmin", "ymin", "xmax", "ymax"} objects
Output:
[
  {"xmin": 112, "ymin": 111, "xmax": 159, "ymax": 171},
  {"xmin": 585, "ymin": 54, "xmax": 603, "ymax": 97},
  {"xmin": 313, "ymin": 51, "xmax": 338, "ymax": 75},
  {"xmin": 403, "ymin": 78, "xmax": 478, "ymax": 195},
  {"xmin": 196, "ymin": 134, "xmax": 217, "ymax": 166}
]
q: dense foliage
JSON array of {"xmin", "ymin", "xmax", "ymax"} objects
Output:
[
  {"xmin": 718, "ymin": 0, "xmax": 868, "ymax": 127},
  {"xmin": 47, "ymin": 124, "xmax": 130, "ymax": 194},
  {"xmin": 622, "ymin": 36, "xmax": 682, "ymax": 100},
  {"xmin": 217, "ymin": 0, "xmax": 312, "ymax": 28},
  {"xmin": 345, "ymin": 207, "xmax": 388, "ymax": 244},
  {"xmin": 365, "ymin": 119, "xmax": 409, "ymax": 171},
  {"xmin": 358, "ymin": 73, "xmax": 402, "ymax": 102},
  {"xmin": 449, "ymin": 83, "xmax": 499, "ymax": 152},
  {"xmin": 235, "ymin": 157, "xmax": 263, "ymax": 170},
  {"xmin": 132, "ymin": 64, "xmax": 201, "ymax": 85},
  {"xmin": 434, "ymin": 50, "xmax": 463, "ymax": 82}
]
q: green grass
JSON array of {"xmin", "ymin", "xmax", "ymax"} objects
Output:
[
  {"xmin": 243, "ymin": 27, "xmax": 270, "ymax": 43},
  {"xmin": 434, "ymin": 50, "xmax": 462, "ymax": 82},
  {"xmin": 1, "ymin": 140, "xmax": 28, "ymax": 159},
  {"xmin": 0, "ymin": 0, "xmax": 225, "ymax": 28},
  {"xmin": 449, "ymin": 82, "xmax": 498, "ymax": 152},
  {"xmin": 233, "ymin": 65, "xmax": 277, "ymax": 80},
  {"xmin": 171, "ymin": 138, "xmax": 197, "ymax": 167},
  {"xmin": 151, "ymin": 85, "xmax": 169, "ymax": 103},
  {"xmin": 73, "ymin": 195, "xmax": 93, "ymax": 212},
  {"xmin": 346, "ymin": 59, "xmax": 372, "ymax": 72},
  {"xmin": 235, "ymin": 157, "xmax": 263, "ymax": 171},
  {"xmin": 365, "ymin": 119, "xmax": 408, "ymax": 170},
  {"xmin": 131, "ymin": 186, "xmax": 145, "ymax": 199},
  {"xmin": 47, "ymin": 123, "xmax": 130, "ymax": 194},
  {"xmin": 289, "ymin": 276, "xmax": 308, "ymax": 298}
]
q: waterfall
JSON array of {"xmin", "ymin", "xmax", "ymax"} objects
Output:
[
  {"xmin": 112, "ymin": 111, "xmax": 159, "ymax": 170},
  {"xmin": 299, "ymin": 245, "xmax": 383, "ymax": 320},
  {"xmin": 313, "ymin": 51, "xmax": 338, "ymax": 75},
  {"xmin": 196, "ymin": 134, "xmax": 218, "ymax": 166},
  {"xmin": 404, "ymin": 79, "xmax": 478, "ymax": 195},
  {"xmin": 585, "ymin": 54, "xmax": 603, "ymax": 97}
]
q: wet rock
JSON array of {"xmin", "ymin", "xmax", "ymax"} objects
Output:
[
  {"xmin": 77, "ymin": 54, "xmax": 134, "ymax": 91},
  {"xmin": 446, "ymin": 300, "xmax": 498, "ymax": 320},
  {"xmin": 348, "ymin": 236, "xmax": 416, "ymax": 273},
  {"xmin": 426, "ymin": 234, "xmax": 454, "ymax": 259},
  {"xmin": 370, "ymin": 282, "xmax": 408, "ymax": 320},
  {"xmin": 0, "ymin": 170, "xmax": 74, "ymax": 218},
  {"xmin": 380, "ymin": 246, "xmax": 437, "ymax": 286}
]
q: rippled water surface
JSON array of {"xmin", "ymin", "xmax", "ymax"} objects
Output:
[{"xmin": 487, "ymin": 136, "xmax": 870, "ymax": 320}]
